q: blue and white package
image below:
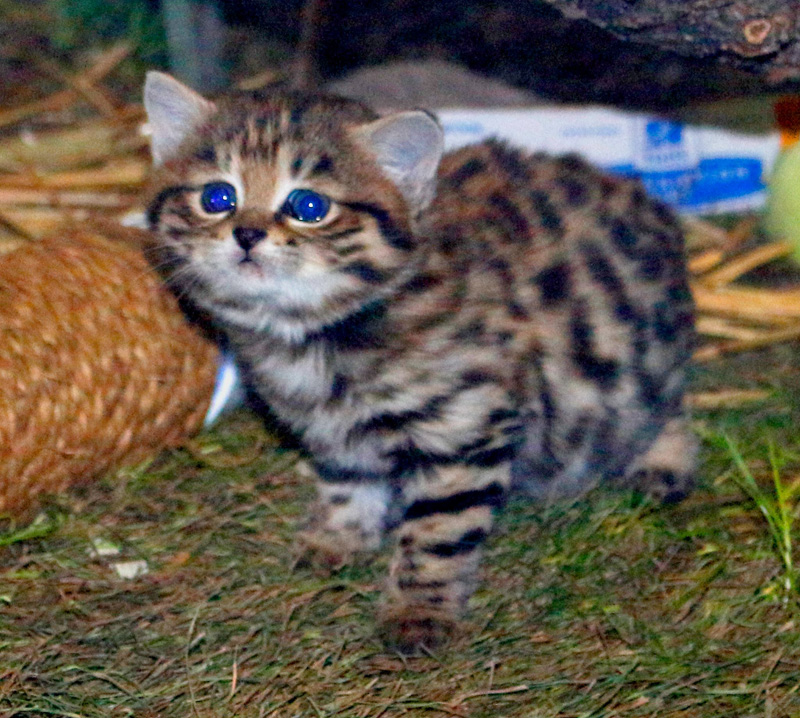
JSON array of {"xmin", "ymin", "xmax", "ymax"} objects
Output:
[{"xmin": 438, "ymin": 107, "xmax": 781, "ymax": 215}]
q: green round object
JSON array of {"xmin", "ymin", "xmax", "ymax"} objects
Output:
[{"xmin": 766, "ymin": 142, "xmax": 800, "ymax": 261}]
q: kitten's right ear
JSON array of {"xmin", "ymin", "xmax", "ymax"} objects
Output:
[{"xmin": 144, "ymin": 71, "xmax": 216, "ymax": 165}]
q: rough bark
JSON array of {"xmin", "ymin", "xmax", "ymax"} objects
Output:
[{"xmin": 540, "ymin": 0, "xmax": 800, "ymax": 82}]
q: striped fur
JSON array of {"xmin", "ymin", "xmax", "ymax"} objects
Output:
[{"xmin": 143, "ymin": 75, "xmax": 696, "ymax": 652}]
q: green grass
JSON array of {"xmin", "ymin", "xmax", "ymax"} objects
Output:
[
  {"xmin": 726, "ymin": 437, "xmax": 800, "ymax": 597},
  {"xmin": 4, "ymin": 346, "xmax": 800, "ymax": 716}
]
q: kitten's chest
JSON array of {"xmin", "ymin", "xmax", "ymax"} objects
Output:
[{"xmin": 236, "ymin": 337, "xmax": 338, "ymax": 409}]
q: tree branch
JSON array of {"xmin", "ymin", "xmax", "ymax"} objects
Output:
[{"xmin": 540, "ymin": 0, "xmax": 800, "ymax": 82}]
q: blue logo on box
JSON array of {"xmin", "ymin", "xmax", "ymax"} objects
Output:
[
  {"xmin": 609, "ymin": 157, "xmax": 765, "ymax": 212},
  {"xmin": 645, "ymin": 121, "xmax": 683, "ymax": 149}
]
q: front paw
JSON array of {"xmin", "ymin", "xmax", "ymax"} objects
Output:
[
  {"xmin": 377, "ymin": 601, "xmax": 459, "ymax": 654},
  {"xmin": 296, "ymin": 527, "xmax": 362, "ymax": 570},
  {"xmin": 297, "ymin": 520, "xmax": 383, "ymax": 569}
]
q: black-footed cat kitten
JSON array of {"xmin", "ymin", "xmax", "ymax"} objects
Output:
[{"xmin": 142, "ymin": 71, "xmax": 695, "ymax": 651}]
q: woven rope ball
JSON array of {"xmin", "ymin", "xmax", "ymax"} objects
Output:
[{"xmin": 0, "ymin": 226, "xmax": 219, "ymax": 519}]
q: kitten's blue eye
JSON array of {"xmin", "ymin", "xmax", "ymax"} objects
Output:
[
  {"xmin": 200, "ymin": 182, "xmax": 237, "ymax": 213},
  {"xmin": 283, "ymin": 188, "xmax": 330, "ymax": 223}
]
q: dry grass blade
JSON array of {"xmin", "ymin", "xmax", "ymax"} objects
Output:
[
  {"xmin": 33, "ymin": 56, "xmax": 120, "ymax": 118},
  {"xmin": 688, "ymin": 249, "xmax": 726, "ymax": 274},
  {"xmin": 0, "ymin": 43, "xmax": 131, "ymax": 129},
  {"xmin": 684, "ymin": 216, "xmax": 800, "ymax": 359},
  {"xmin": 0, "ymin": 159, "xmax": 148, "ymax": 189},
  {"xmin": 694, "ymin": 325, "xmax": 800, "ymax": 362},
  {"xmin": 0, "ymin": 206, "xmax": 93, "ymax": 239},
  {"xmin": 685, "ymin": 389, "xmax": 771, "ymax": 410},
  {"xmin": 697, "ymin": 241, "xmax": 794, "ymax": 288},
  {"xmin": 0, "ymin": 187, "xmax": 134, "ymax": 208},
  {"xmin": 695, "ymin": 316, "xmax": 779, "ymax": 340},
  {"xmin": 692, "ymin": 285, "xmax": 800, "ymax": 322},
  {"xmin": 0, "ymin": 119, "xmax": 147, "ymax": 173},
  {"xmin": 682, "ymin": 215, "xmax": 732, "ymax": 250}
]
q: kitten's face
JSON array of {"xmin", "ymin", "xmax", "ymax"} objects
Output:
[{"xmin": 143, "ymin": 73, "xmax": 443, "ymax": 335}]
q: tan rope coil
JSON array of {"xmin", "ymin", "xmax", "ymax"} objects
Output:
[{"xmin": 0, "ymin": 227, "xmax": 219, "ymax": 519}]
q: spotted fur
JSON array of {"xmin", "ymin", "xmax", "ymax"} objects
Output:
[{"xmin": 143, "ymin": 72, "xmax": 696, "ymax": 652}]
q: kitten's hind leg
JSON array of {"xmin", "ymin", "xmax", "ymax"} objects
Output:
[
  {"xmin": 624, "ymin": 415, "xmax": 697, "ymax": 503},
  {"xmin": 379, "ymin": 464, "xmax": 510, "ymax": 652},
  {"xmin": 299, "ymin": 479, "xmax": 392, "ymax": 568}
]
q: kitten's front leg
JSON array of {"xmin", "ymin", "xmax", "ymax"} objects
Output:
[
  {"xmin": 299, "ymin": 475, "xmax": 392, "ymax": 568},
  {"xmin": 379, "ymin": 463, "xmax": 510, "ymax": 652}
]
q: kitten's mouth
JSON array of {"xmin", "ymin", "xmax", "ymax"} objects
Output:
[{"xmin": 237, "ymin": 255, "xmax": 267, "ymax": 278}]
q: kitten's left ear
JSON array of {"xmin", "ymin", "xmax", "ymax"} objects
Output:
[
  {"xmin": 144, "ymin": 71, "xmax": 217, "ymax": 165},
  {"xmin": 352, "ymin": 111, "xmax": 444, "ymax": 213}
]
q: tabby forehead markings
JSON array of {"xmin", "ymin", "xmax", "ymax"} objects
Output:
[{"xmin": 143, "ymin": 71, "xmax": 696, "ymax": 652}]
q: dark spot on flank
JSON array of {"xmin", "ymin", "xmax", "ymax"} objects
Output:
[
  {"xmin": 489, "ymin": 193, "xmax": 530, "ymax": 239},
  {"xmin": 570, "ymin": 303, "xmax": 619, "ymax": 387},
  {"xmin": 653, "ymin": 301, "xmax": 679, "ymax": 343},
  {"xmin": 453, "ymin": 320, "xmax": 485, "ymax": 341},
  {"xmin": 652, "ymin": 200, "xmax": 676, "ymax": 225},
  {"xmin": 438, "ymin": 227, "xmax": 463, "ymax": 254},
  {"xmin": 489, "ymin": 142, "xmax": 530, "ymax": 182},
  {"xmin": 599, "ymin": 175, "xmax": 618, "ymax": 197},
  {"xmin": 638, "ymin": 371, "xmax": 662, "ymax": 407},
  {"xmin": 560, "ymin": 176, "xmax": 590, "ymax": 207},
  {"xmin": 487, "ymin": 257, "xmax": 513, "ymax": 282},
  {"xmin": 638, "ymin": 249, "xmax": 665, "ymax": 281},
  {"xmin": 507, "ymin": 300, "xmax": 529, "ymax": 320},
  {"xmin": 529, "ymin": 191, "xmax": 563, "ymax": 234},
  {"xmin": 533, "ymin": 262, "xmax": 571, "ymax": 307},
  {"xmin": 610, "ymin": 219, "xmax": 638, "ymax": 252},
  {"xmin": 330, "ymin": 374, "xmax": 348, "ymax": 400},
  {"xmin": 668, "ymin": 283, "xmax": 692, "ymax": 305},
  {"xmin": 329, "ymin": 494, "xmax": 350, "ymax": 505},
  {"xmin": 447, "ymin": 157, "xmax": 486, "ymax": 187},
  {"xmin": 565, "ymin": 413, "xmax": 592, "ymax": 447},
  {"xmin": 559, "ymin": 154, "xmax": 586, "ymax": 172},
  {"xmin": 580, "ymin": 240, "xmax": 638, "ymax": 323}
]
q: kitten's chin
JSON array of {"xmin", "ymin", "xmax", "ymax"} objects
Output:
[{"xmin": 201, "ymin": 260, "xmax": 360, "ymax": 312}]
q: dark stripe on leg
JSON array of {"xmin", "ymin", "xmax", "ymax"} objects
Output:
[
  {"xmin": 424, "ymin": 528, "xmax": 488, "ymax": 558},
  {"xmin": 404, "ymin": 482, "xmax": 506, "ymax": 521}
]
